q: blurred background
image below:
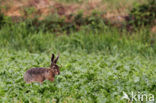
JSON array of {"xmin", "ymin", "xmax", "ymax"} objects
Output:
[{"xmin": 0, "ymin": 0, "xmax": 156, "ymax": 53}]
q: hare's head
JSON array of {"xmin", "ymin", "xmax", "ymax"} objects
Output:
[{"xmin": 50, "ymin": 54, "xmax": 60, "ymax": 75}]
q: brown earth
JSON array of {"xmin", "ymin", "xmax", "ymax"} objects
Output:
[
  {"xmin": 0, "ymin": 0, "xmax": 127, "ymax": 24},
  {"xmin": 0, "ymin": 0, "xmax": 155, "ymax": 33}
]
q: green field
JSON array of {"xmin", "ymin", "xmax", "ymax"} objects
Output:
[
  {"xmin": 0, "ymin": 0, "xmax": 156, "ymax": 102},
  {"xmin": 0, "ymin": 23, "xmax": 155, "ymax": 102}
]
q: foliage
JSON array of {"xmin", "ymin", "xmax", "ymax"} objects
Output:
[
  {"xmin": 0, "ymin": 22, "xmax": 155, "ymax": 55},
  {"xmin": 6, "ymin": 11, "xmax": 107, "ymax": 34},
  {"xmin": 0, "ymin": 9, "xmax": 12, "ymax": 29},
  {"xmin": 0, "ymin": 9, "xmax": 5, "ymax": 29},
  {"xmin": 128, "ymin": 0, "xmax": 156, "ymax": 27},
  {"xmin": 0, "ymin": 22, "xmax": 156, "ymax": 102},
  {"xmin": 0, "ymin": 0, "xmax": 155, "ymax": 102},
  {"xmin": 0, "ymin": 47, "xmax": 155, "ymax": 102}
]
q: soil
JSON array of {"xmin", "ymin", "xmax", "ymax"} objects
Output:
[{"xmin": 0, "ymin": 0, "xmax": 155, "ymax": 33}]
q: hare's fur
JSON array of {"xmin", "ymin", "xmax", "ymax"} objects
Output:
[{"xmin": 24, "ymin": 54, "xmax": 60, "ymax": 83}]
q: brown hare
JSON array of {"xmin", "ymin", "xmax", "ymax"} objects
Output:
[{"xmin": 24, "ymin": 54, "xmax": 60, "ymax": 83}]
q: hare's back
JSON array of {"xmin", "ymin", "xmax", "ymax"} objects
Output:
[
  {"xmin": 24, "ymin": 68, "xmax": 47, "ymax": 82},
  {"xmin": 26, "ymin": 68, "xmax": 47, "ymax": 75}
]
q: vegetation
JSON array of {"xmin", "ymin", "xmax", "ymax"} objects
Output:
[
  {"xmin": 0, "ymin": 9, "xmax": 5, "ymax": 29},
  {"xmin": 0, "ymin": 24, "xmax": 156, "ymax": 102},
  {"xmin": 0, "ymin": 0, "xmax": 155, "ymax": 103},
  {"xmin": 128, "ymin": 0, "xmax": 156, "ymax": 27}
]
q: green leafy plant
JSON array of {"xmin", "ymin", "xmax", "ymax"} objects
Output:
[
  {"xmin": 128, "ymin": 0, "xmax": 156, "ymax": 27},
  {"xmin": 0, "ymin": 9, "xmax": 5, "ymax": 29}
]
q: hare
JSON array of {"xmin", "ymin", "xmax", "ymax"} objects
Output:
[{"xmin": 24, "ymin": 54, "xmax": 60, "ymax": 83}]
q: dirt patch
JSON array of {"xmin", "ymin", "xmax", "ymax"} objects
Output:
[
  {"xmin": 2, "ymin": 0, "xmax": 152, "ymax": 32},
  {"xmin": 0, "ymin": 0, "xmax": 127, "ymax": 20}
]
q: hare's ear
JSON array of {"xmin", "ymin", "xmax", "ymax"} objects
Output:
[
  {"xmin": 54, "ymin": 55, "xmax": 59, "ymax": 63},
  {"xmin": 51, "ymin": 54, "xmax": 55, "ymax": 63}
]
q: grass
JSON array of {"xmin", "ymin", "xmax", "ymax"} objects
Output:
[
  {"xmin": 0, "ymin": 1, "xmax": 156, "ymax": 102},
  {"xmin": 0, "ymin": 0, "xmax": 148, "ymax": 19},
  {"xmin": 0, "ymin": 22, "xmax": 156, "ymax": 102},
  {"xmin": 57, "ymin": 0, "xmax": 147, "ymax": 11},
  {"xmin": 0, "ymin": 48, "xmax": 155, "ymax": 102}
]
